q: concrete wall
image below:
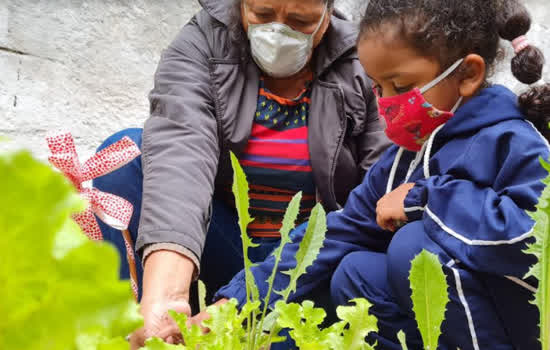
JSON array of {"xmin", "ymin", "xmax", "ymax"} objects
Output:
[{"xmin": 1, "ymin": 0, "xmax": 549, "ymax": 160}]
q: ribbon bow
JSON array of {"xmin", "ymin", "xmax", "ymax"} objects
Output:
[{"xmin": 47, "ymin": 133, "xmax": 141, "ymax": 298}]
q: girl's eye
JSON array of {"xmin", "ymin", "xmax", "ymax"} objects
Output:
[
  {"xmin": 373, "ymin": 84, "xmax": 383, "ymax": 96},
  {"xmin": 394, "ymin": 84, "xmax": 413, "ymax": 94}
]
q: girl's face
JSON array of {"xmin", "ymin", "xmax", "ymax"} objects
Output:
[{"xmin": 358, "ymin": 31, "xmax": 462, "ymax": 112}]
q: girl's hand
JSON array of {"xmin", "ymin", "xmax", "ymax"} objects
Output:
[{"xmin": 376, "ymin": 183, "xmax": 415, "ymax": 232}]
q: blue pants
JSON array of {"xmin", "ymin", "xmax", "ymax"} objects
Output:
[
  {"xmin": 330, "ymin": 221, "xmax": 518, "ymax": 350},
  {"xmin": 93, "ymin": 128, "xmax": 280, "ymax": 300}
]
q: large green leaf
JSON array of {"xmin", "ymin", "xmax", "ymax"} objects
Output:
[
  {"xmin": 409, "ymin": 250, "xmax": 449, "ymax": 350},
  {"xmin": 230, "ymin": 152, "xmax": 259, "ymax": 304},
  {"xmin": 0, "ymin": 151, "xmax": 142, "ymax": 350},
  {"xmin": 276, "ymin": 203, "xmax": 327, "ymax": 301},
  {"xmin": 524, "ymin": 158, "xmax": 550, "ymax": 350}
]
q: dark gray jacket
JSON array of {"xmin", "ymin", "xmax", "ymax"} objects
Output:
[{"xmin": 136, "ymin": 0, "xmax": 390, "ymax": 264}]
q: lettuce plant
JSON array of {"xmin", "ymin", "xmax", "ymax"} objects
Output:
[{"xmin": 0, "ymin": 151, "xmax": 142, "ymax": 350}]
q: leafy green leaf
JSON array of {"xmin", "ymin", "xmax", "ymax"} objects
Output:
[
  {"xmin": 169, "ymin": 310, "xmax": 203, "ymax": 350},
  {"xmin": 276, "ymin": 203, "xmax": 327, "ymax": 301},
  {"xmin": 397, "ymin": 330, "xmax": 408, "ymax": 350},
  {"xmin": 320, "ymin": 321, "xmax": 347, "ymax": 350},
  {"xmin": 0, "ymin": 151, "xmax": 142, "ymax": 349},
  {"xmin": 204, "ymin": 299, "xmax": 255, "ymax": 350},
  {"xmin": 524, "ymin": 158, "xmax": 550, "ymax": 350},
  {"xmin": 409, "ymin": 250, "xmax": 449, "ymax": 350},
  {"xmin": 259, "ymin": 192, "xmax": 302, "ymax": 341},
  {"xmin": 265, "ymin": 192, "xmax": 302, "ymax": 305},
  {"xmin": 337, "ymin": 299, "xmax": 378, "ymax": 350},
  {"xmin": 198, "ymin": 280, "xmax": 207, "ymax": 313},
  {"xmin": 230, "ymin": 152, "xmax": 259, "ymax": 304},
  {"xmin": 275, "ymin": 300, "xmax": 327, "ymax": 349},
  {"xmin": 275, "ymin": 299, "xmax": 377, "ymax": 350}
]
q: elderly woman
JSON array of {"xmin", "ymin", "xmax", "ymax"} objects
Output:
[{"xmin": 93, "ymin": 0, "xmax": 388, "ymax": 347}]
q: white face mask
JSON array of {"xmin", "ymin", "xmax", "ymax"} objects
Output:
[{"xmin": 245, "ymin": 3, "xmax": 328, "ymax": 78}]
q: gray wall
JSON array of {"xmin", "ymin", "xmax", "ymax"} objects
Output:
[{"xmin": 1, "ymin": 0, "xmax": 548, "ymax": 159}]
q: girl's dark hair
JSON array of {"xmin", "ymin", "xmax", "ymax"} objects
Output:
[
  {"xmin": 359, "ymin": 0, "xmax": 549, "ymax": 137},
  {"xmin": 519, "ymin": 84, "xmax": 550, "ymax": 140}
]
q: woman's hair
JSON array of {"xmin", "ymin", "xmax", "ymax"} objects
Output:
[
  {"xmin": 359, "ymin": 0, "xmax": 549, "ymax": 138},
  {"xmin": 228, "ymin": 0, "xmax": 335, "ymax": 61}
]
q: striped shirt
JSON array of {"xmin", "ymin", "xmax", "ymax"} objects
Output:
[{"xmin": 230, "ymin": 78, "xmax": 316, "ymax": 238}]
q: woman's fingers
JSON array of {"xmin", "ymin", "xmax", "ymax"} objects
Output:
[{"xmin": 129, "ymin": 328, "xmax": 147, "ymax": 350}]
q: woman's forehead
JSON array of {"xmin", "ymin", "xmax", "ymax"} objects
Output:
[{"xmin": 246, "ymin": 0, "xmax": 325, "ymax": 13}]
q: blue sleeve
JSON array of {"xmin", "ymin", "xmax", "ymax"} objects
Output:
[
  {"xmin": 215, "ymin": 152, "xmax": 395, "ymax": 307},
  {"xmin": 404, "ymin": 123, "xmax": 548, "ymax": 278}
]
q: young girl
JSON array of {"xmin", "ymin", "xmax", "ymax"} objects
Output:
[{"xmin": 215, "ymin": 0, "xmax": 550, "ymax": 348}]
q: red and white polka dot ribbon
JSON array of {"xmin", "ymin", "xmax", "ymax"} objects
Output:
[{"xmin": 47, "ymin": 132, "xmax": 141, "ymax": 298}]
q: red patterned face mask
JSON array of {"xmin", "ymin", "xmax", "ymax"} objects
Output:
[{"xmin": 375, "ymin": 59, "xmax": 464, "ymax": 151}]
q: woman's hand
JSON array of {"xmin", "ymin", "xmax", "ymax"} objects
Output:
[
  {"xmin": 376, "ymin": 183, "xmax": 415, "ymax": 232},
  {"xmin": 138, "ymin": 297, "xmax": 230, "ymax": 347},
  {"xmin": 130, "ymin": 299, "xmax": 191, "ymax": 348},
  {"xmin": 130, "ymin": 250, "xmax": 196, "ymax": 349}
]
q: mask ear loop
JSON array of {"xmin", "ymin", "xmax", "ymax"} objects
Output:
[
  {"xmin": 243, "ymin": 1, "xmax": 251, "ymax": 28},
  {"xmin": 450, "ymin": 96, "xmax": 464, "ymax": 113},
  {"xmin": 310, "ymin": 4, "xmax": 329, "ymax": 38},
  {"xmin": 419, "ymin": 58, "xmax": 465, "ymax": 94}
]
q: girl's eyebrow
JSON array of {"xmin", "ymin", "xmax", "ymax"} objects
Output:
[
  {"xmin": 380, "ymin": 72, "xmax": 400, "ymax": 80},
  {"xmin": 366, "ymin": 73, "xmax": 398, "ymax": 82}
]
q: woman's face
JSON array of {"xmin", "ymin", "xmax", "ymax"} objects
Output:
[{"xmin": 241, "ymin": 0, "xmax": 331, "ymax": 49}]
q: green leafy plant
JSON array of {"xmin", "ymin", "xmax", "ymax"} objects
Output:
[
  {"xmin": 409, "ymin": 250, "xmax": 449, "ymax": 350},
  {"xmin": 525, "ymin": 159, "xmax": 550, "ymax": 350},
  {"xmin": 230, "ymin": 151, "xmax": 329, "ymax": 349},
  {"xmin": 273, "ymin": 298, "xmax": 378, "ymax": 350},
  {"xmin": 144, "ymin": 152, "xmax": 385, "ymax": 349},
  {"xmin": 0, "ymin": 151, "xmax": 142, "ymax": 349}
]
